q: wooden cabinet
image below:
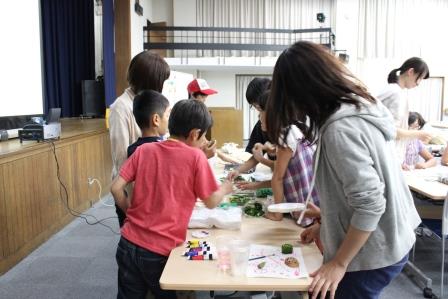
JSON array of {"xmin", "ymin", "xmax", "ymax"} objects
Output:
[{"xmin": 206, "ymin": 108, "xmax": 243, "ymax": 147}]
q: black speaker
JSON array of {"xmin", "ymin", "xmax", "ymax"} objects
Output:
[{"xmin": 81, "ymin": 79, "xmax": 105, "ymax": 117}]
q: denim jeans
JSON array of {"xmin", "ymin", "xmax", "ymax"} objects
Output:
[
  {"xmin": 334, "ymin": 254, "xmax": 408, "ymax": 299},
  {"xmin": 116, "ymin": 237, "xmax": 177, "ymax": 299}
]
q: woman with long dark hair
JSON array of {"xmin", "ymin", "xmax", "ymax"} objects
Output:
[
  {"xmin": 377, "ymin": 57, "xmax": 431, "ymax": 163},
  {"xmin": 266, "ymin": 41, "xmax": 420, "ymax": 299}
]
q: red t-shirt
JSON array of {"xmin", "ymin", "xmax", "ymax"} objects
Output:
[{"xmin": 119, "ymin": 140, "xmax": 219, "ymax": 256}]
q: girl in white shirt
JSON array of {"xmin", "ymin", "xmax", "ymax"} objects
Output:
[{"xmin": 377, "ymin": 57, "xmax": 431, "ymax": 162}]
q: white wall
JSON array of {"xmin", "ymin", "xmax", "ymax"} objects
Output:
[
  {"xmin": 173, "ymin": 0, "xmax": 196, "ymax": 26},
  {"xmin": 152, "ymin": 0, "xmax": 173, "ymax": 25},
  {"xmin": 130, "ymin": 0, "xmax": 153, "ymax": 57},
  {"xmin": 169, "ymin": 67, "xmax": 273, "ymax": 108}
]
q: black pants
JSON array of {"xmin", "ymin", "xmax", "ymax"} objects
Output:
[
  {"xmin": 116, "ymin": 237, "xmax": 177, "ymax": 299},
  {"xmin": 334, "ymin": 254, "xmax": 408, "ymax": 299},
  {"xmin": 115, "ymin": 203, "xmax": 126, "ymax": 228}
]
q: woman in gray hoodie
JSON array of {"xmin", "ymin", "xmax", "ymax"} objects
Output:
[{"xmin": 266, "ymin": 41, "xmax": 421, "ymax": 299}]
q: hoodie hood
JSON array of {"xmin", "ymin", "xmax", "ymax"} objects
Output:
[
  {"xmin": 296, "ymin": 96, "xmax": 397, "ymax": 225},
  {"xmin": 320, "ymin": 97, "xmax": 396, "ymax": 142}
]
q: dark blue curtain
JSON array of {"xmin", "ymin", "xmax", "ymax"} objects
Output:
[
  {"xmin": 103, "ymin": 0, "xmax": 116, "ymax": 107},
  {"xmin": 41, "ymin": 0, "xmax": 95, "ymax": 117}
]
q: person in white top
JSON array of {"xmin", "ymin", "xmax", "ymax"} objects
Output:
[
  {"xmin": 376, "ymin": 57, "xmax": 432, "ymax": 162},
  {"xmin": 109, "ymin": 51, "xmax": 170, "ymax": 226}
]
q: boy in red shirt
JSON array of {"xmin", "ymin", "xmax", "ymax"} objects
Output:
[{"xmin": 111, "ymin": 98, "xmax": 233, "ymax": 299}]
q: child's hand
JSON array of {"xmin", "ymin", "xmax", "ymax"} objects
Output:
[
  {"xmin": 252, "ymin": 143, "xmax": 264, "ymax": 162},
  {"xmin": 220, "ymin": 179, "xmax": 234, "ymax": 195},
  {"xmin": 300, "ymin": 222, "xmax": 320, "ymax": 244},
  {"xmin": 263, "ymin": 141, "xmax": 276, "ymax": 154},
  {"xmin": 202, "ymin": 140, "xmax": 217, "ymax": 159},
  {"xmin": 401, "ymin": 164, "xmax": 411, "ymax": 171},
  {"xmin": 227, "ymin": 170, "xmax": 240, "ymax": 180},
  {"xmin": 264, "ymin": 211, "xmax": 283, "ymax": 221},
  {"xmin": 236, "ymin": 181, "xmax": 258, "ymax": 190},
  {"xmin": 415, "ymin": 162, "xmax": 426, "ymax": 169}
]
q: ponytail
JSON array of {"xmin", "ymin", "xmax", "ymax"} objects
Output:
[
  {"xmin": 388, "ymin": 57, "xmax": 430, "ymax": 85},
  {"xmin": 387, "ymin": 68, "xmax": 400, "ymax": 84}
]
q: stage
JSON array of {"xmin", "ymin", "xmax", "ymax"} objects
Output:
[{"xmin": 0, "ymin": 118, "xmax": 112, "ymax": 275}]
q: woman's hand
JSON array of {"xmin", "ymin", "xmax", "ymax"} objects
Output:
[
  {"xmin": 300, "ymin": 223, "xmax": 320, "ymax": 244},
  {"xmin": 304, "ymin": 202, "xmax": 321, "ymax": 218},
  {"xmin": 416, "ymin": 130, "xmax": 432, "ymax": 144},
  {"xmin": 309, "ymin": 260, "xmax": 347, "ymax": 299},
  {"xmin": 264, "ymin": 211, "xmax": 283, "ymax": 221}
]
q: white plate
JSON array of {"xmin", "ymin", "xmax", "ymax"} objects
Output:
[{"xmin": 267, "ymin": 203, "xmax": 305, "ymax": 213}]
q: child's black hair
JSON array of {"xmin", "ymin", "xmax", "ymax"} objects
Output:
[
  {"xmin": 190, "ymin": 91, "xmax": 208, "ymax": 99},
  {"xmin": 408, "ymin": 111, "xmax": 426, "ymax": 129},
  {"xmin": 168, "ymin": 99, "xmax": 213, "ymax": 139},
  {"xmin": 258, "ymin": 91, "xmax": 270, "ymax": 111},
  {"xmin": 245, "ymin": 78, "xmax": 271, "ymax": 105},
  {"xmin": 133, "ymin": 90, "xmax": 170, "ymax": 130}
]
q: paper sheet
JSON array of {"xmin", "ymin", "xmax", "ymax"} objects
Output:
[{"xmin": 246, "ymin": 244, "xmax": 308, "ymax": 279}]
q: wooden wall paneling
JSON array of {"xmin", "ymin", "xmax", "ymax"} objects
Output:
[
  {"xmin": 86, "ymin": 138, "xmax": 97, "ymax": 203},
  {"xmin": 207, "ymin": 108, "xmax": 244, "ymax": 147},
  {"xmin": 79, "ymin": 141, "xmax": 90, "ymax": 206},
  {"xmin": 114, "ymin": 0, "xmax": 131, "ymax": 97},
  {"xmin": 15, "ymin": 159, "xmax": 29, "ymax": 246},
  {"xmin": 58, "ymin": 144, "xmax": 78, "ymax": 216},
  {"xmin": 3, "ymin": 162, "xmax": 21, "ymax": 254},
  {"xmin": 0, "ymin": 164, "xmax": 8, "ymax": 259},
  {"xmin": 102, "ymin": 134, "xmax": 112, "ymax": 188},
  {"xmin": 30, "ymin": 154, "xmax": 44, "ymax": 238},
  {"xmin": 20, "ymin": 158, "xmax": 33, "ymax": 245},
  {"xmin": 47, "ymin": 146, "xmax": 68, "ymax": 225}
]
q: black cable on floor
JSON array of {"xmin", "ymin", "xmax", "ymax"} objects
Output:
[{"xmin": 46, "ymin": 140, "xmax": 120, "ymax": 235}]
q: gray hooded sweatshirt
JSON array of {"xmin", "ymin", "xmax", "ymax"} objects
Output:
[{"xmin": 316, "ymin": 98, "xmax": 421, "ymax": 272}]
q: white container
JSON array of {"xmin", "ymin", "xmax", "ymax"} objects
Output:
[{"xmin": 229, "ymin": 239, "xmax": 249, "ymax": 276}]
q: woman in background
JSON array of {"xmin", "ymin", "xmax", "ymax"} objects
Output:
[
  {"xmin": 109, "ymin": 51, "xmax": 170, "ymax": 227},
  {"xmin": 377, "ymin": 57, "xmax": 432, "ymax": 162}
]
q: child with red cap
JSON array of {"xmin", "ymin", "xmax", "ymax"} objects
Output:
[
  {"xmin": 187, "ymin": 78, "xmax": 241, "ymax": 164},
  {"xmin": 187, "ymin": 78, "xmax": 218, "ymax": 103}
]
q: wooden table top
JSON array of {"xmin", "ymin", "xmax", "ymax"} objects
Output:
[{"xmin": 160, "ymin": 217, "xmax": 323, "ymax": 291}]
